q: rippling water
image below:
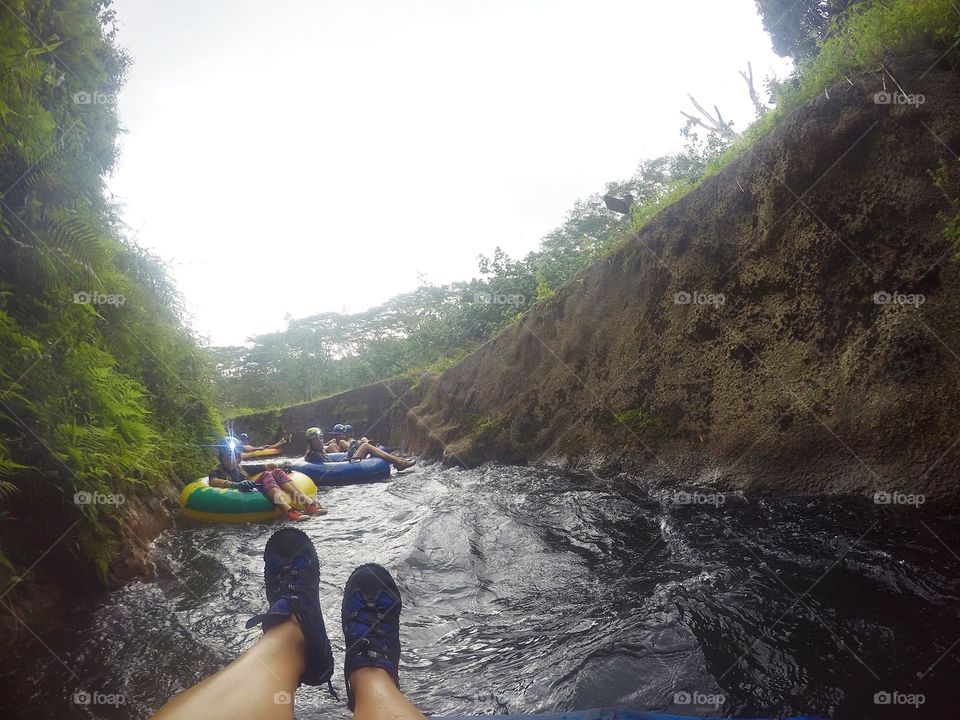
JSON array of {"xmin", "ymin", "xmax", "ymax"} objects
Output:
[{"xmin": 2, "ymin": 463, "xmax": 959, "ymax": 719}]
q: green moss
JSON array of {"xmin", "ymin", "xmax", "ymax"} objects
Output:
[
  {"xmin": 930, "ymin": 159, "xmax": 960, "ymax": 256},
  {"xmin": 614, "ymin": 408, "xmax": 657, "ymax": 433},
  {"xmin": 471, "ymin": 413, "xmax": 505, "ymax": 442}
]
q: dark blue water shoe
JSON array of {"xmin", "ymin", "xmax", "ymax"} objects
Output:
[
  {"xmin": 341, "ymin": 563, "xmax": 403, "ymax": 710},
  {"xmin": 246, "ymin": 528, "xmax": 336, "ymax": 693}
]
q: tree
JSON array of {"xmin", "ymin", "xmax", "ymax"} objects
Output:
[{"xmin": 755, "ymin": 0, "xmax": 861, "ymax": 60}]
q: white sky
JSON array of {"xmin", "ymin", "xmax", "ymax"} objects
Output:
[{"xmin": 106, "ymin": 0, "xmax": 793, "ymax": 346}]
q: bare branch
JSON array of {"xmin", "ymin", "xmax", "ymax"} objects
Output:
[
  {"xmin": 683, "ymin": 93, "xmax": 739, "ymax": 138},
  {"xmin": 739, "ymin": 61, "xmax": 767, "ymax": 117}
]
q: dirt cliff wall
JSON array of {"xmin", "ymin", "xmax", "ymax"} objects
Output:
[
  {"xmin": 237, "ymin": 60, "xmax": 960, "ymax": 508},
  {"xmin": 402, "ymin": 61, "xmax": 960, "ymax": 506},
  {"xmin": 234, "ymin": 377, "xmax": 422, "ymax": 455}
]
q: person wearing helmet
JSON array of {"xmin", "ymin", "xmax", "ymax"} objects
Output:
[
  {"xmin": 208, "ymin": 437, "xmax": 323, "ymax": 521},
  {"xmin": 304, "ymin": 427, "xmax": 329, "ymax": 463},
  {"xmin": 324, "ymin": 423, "xmax": 349, "ymax": 453},
  {"xmin": 208, "ymin": 437, "xmax": 258, "ymax": 491}
]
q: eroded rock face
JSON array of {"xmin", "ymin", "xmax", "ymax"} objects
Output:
[
  {"xmin": 399, "ymin": 60, "xmax": 960, "ymax": 507},
  {"xmin": 235, "ymin": 378, "xmax": 420, "ymax": 455},
  {"xmin": 108, "ymin": 486, "xmax": 180, "ymax": 586},
  {"xmin": 237, "ymin": 60, "xmax": 960, "ymax": 507}
]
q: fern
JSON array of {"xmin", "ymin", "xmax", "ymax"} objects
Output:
[{"xmin": 47, "ymin": 215, "xmax": 109, "ymax": 287}]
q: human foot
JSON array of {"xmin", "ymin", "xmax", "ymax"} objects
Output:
[
  {"xmin": 341, "ymin": 563, "xmax": 402, "ymax": 710},
  {"xmin": 246, "ymin": 528, "xmax": 336, "ymax": 690}
]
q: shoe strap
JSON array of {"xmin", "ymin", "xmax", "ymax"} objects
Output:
[
  {"xmin": 245, "ymin": 596, "xmax": 294, "ymax": 629},
  {"xmin": 326, "ymin": 679, "xmax": 340, "ymax": 700}
]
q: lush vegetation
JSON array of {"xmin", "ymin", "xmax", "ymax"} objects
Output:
[
  {"xmin": 0, "ymin": 0, "xmax": 221, "ymax": 588},
  {"xmin": 218, "ymin": 0, "xmax": 958, "ymax": 415}
]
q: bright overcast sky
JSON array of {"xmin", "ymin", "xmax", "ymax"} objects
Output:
[{"xmin": 106, "ymin": 0, "xmax": 793, "ymax": 346}]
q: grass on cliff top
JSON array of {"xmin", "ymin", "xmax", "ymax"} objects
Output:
[
  {"xmin": 228, "ymin": 351, "xmax": 470, "ymax": 420},
  {"xmin": 609, "ymin": 0, "xmax": 958, "ymax": 255}
]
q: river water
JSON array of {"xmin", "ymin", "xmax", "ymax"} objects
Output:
[{"xmin": 2, "ymin": 462, "xmax": 959, "ymax": 719}]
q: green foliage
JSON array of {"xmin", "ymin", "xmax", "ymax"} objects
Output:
[
  {"xmin": 0, "ymin": 0, "xmax": 221, "ymax": 588},
  {"xmin": 790, "ymin": 0, "xmax": 956, "ymax": 101},
  {"xmin": 534, "ymin": 272, "xmax": 555, "ymax": 302},
  {"xmin": 755, "ymin": 0, "xmax": 859, "ymax": 59},
  {"xmin": 930, "ymin": 159, "xmax": 960, "ymax": 256},
  {"xmin": 713, "ymin": 0, "xmax": 959, "ymax": 177},
  {"xmin": 471, "ymin": 413, "xmax": 504, "ymax": 443},
  {"xmin": 614, "ymin": 408, "xmax": 655, "ymax": 432}
]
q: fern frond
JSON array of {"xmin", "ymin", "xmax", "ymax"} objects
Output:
[
  {"xmin": 0, "ymin": 479, "xmax": 18, "ymax": 500},
  {"xmin": 48, "ymin": 216, "xmax": 110, "ymax": 272}
]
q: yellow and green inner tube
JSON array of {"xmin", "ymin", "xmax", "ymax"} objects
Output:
[{"xmin": 179, "ymin": 470, "xmax": 317, "ymax": 523}]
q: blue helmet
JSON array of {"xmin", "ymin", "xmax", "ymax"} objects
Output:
[
  {"xmin": 333, "ymin": 423, "xmax": 345, "ymax": 433},
  {"xmin": 343, "ymin": 424, "xmax": 354, "ymax": 434}
]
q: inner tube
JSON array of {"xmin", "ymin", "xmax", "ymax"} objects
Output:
[
  {"xmin": 240, "ymin": 447, "xmax": 283, "ymax": 459},
  {"xmin": 179, "ymin": 470, "xmax": 317, "ymax": 523},
  {"xmin": 287, "ymin": 458, "xmax": 390, "ymax": 486},
  {"xmin": 240, "ymin": 448, "xmax": 384, "ymax": 470}
]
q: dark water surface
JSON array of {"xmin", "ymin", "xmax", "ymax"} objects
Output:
[{"xmin": 2, "ymin": 463, "xmax": 959, "ymax": 719}]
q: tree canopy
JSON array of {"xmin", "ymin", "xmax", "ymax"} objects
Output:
[{"xmin": 754, "ymin": 0, "xmax": 860, "ymax": 59}]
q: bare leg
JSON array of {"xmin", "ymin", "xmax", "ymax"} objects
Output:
[
  {"xmin": 281, "ymin": 484, "xmax": 325, "ymax": 513},
  {"xmin": 350, "ymin": 667, "xmax": 426, "ymax": 720},
  {"xmin": 265, "ymin": 432, "xmax": 291, "ymax": 450},
  {"xmin": 265, "ymin": 486, "xmax": 294, "ymax": 512},
  {"xmin": 353, "ymin": 443, "xmax": 411, "ymax": 467},
  {"xmin": 150, "ymin": 616, "xmax": 304, "ymax": 720}
]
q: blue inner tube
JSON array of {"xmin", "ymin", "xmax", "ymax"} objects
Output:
[
  {"xmin": 433, "ymin": 710, "xmax": 823, "ymax": 720},
  {"xmin": 286, "ymin": 457, "xmax": 391, "ymax": 486}
]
